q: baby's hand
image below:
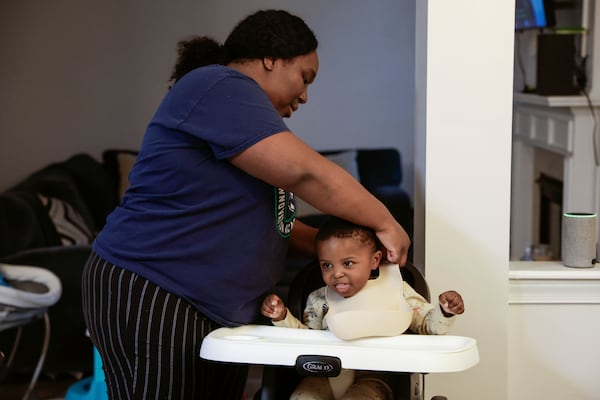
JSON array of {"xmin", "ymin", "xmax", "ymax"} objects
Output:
[
  {"xmin": 439, "ymin": 290, "xmax": 464, "ymax": 316},
  {"xmin": 261, "ymin": 293, "xmax": 287, "ymax": 321}
]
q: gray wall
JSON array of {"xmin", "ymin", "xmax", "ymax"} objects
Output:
[{"xmin": 0, "ymin": 0, "xmax": 416, "ymax": 199}]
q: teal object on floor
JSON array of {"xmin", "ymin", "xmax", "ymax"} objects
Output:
[{"xmin": 65, "ymin": 346, "xmax": 108, "ymax": 400}]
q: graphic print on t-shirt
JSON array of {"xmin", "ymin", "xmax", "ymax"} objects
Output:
[{"xmin": 275, "ymin": 188, "xmax": 295, "ymax": 238}]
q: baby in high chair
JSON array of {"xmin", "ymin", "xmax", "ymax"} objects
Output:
[{"xmin": 261, "ymin": 217, "xmax": 465, "ymax": 400}]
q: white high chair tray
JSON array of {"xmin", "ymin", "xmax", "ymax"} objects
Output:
[{"xmin": 200, "ymin": 325, "xmax": 479, "ymax": 373}]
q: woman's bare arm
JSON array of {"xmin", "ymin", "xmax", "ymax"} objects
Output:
[
  {"xmin": 229, "ymin": 131, "xmax": 410, "ymax": 265},
  {"xmin": 288, "ymin": 219, "xmax": 318, "ymax": 258}
]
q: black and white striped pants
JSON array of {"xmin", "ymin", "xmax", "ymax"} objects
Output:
[{"xmin": 81, "ymin": 251, "xmax": 248, "ymax": 399}]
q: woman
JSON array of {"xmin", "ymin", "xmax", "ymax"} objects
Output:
[{"xmin": 82, "ymin": 9, "xmax": 410, "ymax": 399}]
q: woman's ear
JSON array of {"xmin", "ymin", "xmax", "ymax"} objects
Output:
[{"xmin": 263, "ymin": 57, "xmax": 276, "ymax": 71}]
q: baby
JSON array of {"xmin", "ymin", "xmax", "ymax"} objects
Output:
[{"xmin": 261, "ymin": 217, "xmax": 464, "ymax": 400}]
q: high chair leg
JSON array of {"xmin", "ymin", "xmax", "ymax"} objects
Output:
[
  {"xmin": 409, "ymin": 372, "xmax": 424, "ymax": 400},
  {"xmin": 22, "ymin": 313, "xmax": 51, "ymax": 400}
]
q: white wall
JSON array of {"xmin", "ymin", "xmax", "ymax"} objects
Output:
[
  {"xmin": 414, "ymin": 1, "xmax": 513, "ymax": 399},
  {"xmin": 0, "ymin": 0, "xmax": 415, "ymax": 198}
]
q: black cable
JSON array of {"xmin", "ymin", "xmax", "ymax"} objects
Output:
[
  {"xmin": 574, "ymin": 54, "xmax": 599, "ymax": 166},
  {"xmin": 580, "ymin": 86, "xmax": 599, "ymax": 166}
]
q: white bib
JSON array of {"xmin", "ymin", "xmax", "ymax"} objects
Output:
[{"xmin": 325, "ymin": 263, "xmax": 412, "ymax": 340}]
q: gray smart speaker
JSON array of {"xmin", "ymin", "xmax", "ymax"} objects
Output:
[{"xmin": 561, "ymin": 212, "xmax": 597, "ymax": 268}]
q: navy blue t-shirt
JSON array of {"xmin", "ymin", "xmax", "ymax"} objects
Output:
[{"xmin": 94, "ymin": 65, "xmax": 295, "ymax": 326}]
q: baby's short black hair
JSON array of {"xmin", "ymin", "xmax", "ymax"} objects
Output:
[{"xmin": 315, "ymin": 217, "xmax": 381, "ymax": 253}]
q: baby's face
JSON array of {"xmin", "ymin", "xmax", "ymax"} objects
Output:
[{"xmin": 317, "ymin": 236, "xmax": 381, "ymax": 298}]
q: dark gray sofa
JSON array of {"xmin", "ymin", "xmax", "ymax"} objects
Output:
[{"xmin": 0, "ymin": 152, "xmax": 124, "ymax": 376}]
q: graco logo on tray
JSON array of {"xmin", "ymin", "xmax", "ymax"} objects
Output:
[
  {"xmin": 302, "ymin": 361, "xmax": 334, "ymax": 373},
  {"xmin": 295, "ymin": 355, "xmax": 341, "ymax": 377}
]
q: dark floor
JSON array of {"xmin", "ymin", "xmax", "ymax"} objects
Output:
[
  {"xmin": 1, "ymin": 372, "xmax": 79, "ymax": 400},
  {"xmin": 1, "ymin": 367, "xmax": 263, "ymax": 400}
]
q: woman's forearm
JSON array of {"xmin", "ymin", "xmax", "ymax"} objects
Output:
[
  {"xmin": 289, "ymin": 220, "xmax": 318, "ymax": 258},
  {"xmin": 230, "ymin": 131, "xmax": 411, "ymax": 264}
]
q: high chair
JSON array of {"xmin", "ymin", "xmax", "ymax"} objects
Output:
[
  {"xmin": 0, "ymin": 262, "xmax": 62, "ymax": 400},
  {"xmin": 201, "ymin": 261, "xmax": 479, "ymax": 400}
]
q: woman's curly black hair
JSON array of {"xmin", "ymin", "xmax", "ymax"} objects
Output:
[
  {"xmin": 169, "ymin": 9, "xmax": 318, "ymax": 86},
  {"xmin": 224, "ymin": 9, "xmax": 318, "ymax": 63},
  {"xmin": 169, "ymin": 36, "xmax": 225, "ymax": 85}
]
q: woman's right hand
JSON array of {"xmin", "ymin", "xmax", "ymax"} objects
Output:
[
  {"xmin": 261, "ymin": 293, "xmax": 287, "ymax": 321},
  {"xmin": 376, "ymin": 221, "xmax": 411, "ymax": 266}
]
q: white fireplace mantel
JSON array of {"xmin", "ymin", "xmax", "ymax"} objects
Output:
[
  {"xmin": 508, "ymin": 261, "xmax": 600, "ymax": 399},
  {"xmin": 510, "ymin": 93, "xmax": 600, "ymax": 260}
]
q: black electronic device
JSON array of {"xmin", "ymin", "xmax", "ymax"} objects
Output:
[{"xmin": 536, "ymin": 33, "xmax": 579, "ymax": 96}]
